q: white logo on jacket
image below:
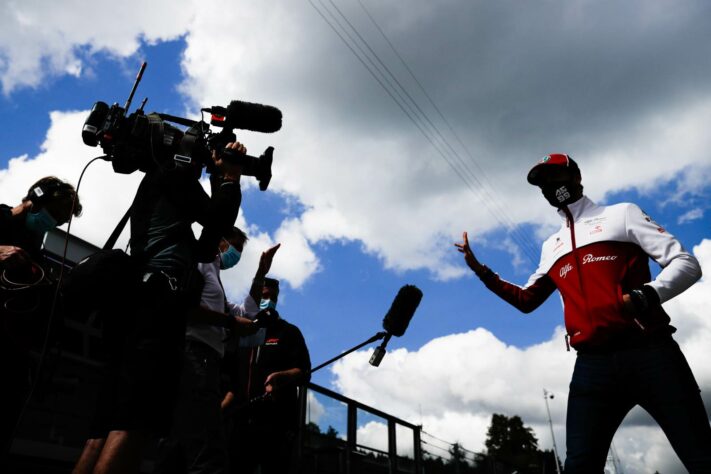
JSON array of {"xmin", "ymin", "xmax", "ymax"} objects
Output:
[
  {"xmin": 582, "ymin": 254, "xmax": 618, "ymax": 264},
  {"xmin": 560, "ymin": 263, "xmax": 574, "ymax": 278}
]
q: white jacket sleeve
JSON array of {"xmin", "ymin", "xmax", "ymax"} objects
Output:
[
  {"xmin": 227, "ymin": 294, "xmax": 260, "ymax": 319},
  {"xmin": 625, "ymin": 203, "xmax": 701, "ymax": 303}
]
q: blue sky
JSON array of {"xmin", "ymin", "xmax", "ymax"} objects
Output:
[{"xmin": 1, "ymin": 2, "xmax": 710, "ymax": 472}]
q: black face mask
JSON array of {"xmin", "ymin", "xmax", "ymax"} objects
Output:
[{"xmin": 541, "ymin": 182, "xmax": 582, "ymax": 208}]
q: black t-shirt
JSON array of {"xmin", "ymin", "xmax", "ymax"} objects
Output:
[
  {"xmin": 232, "ymin": 319, "xmax": 311, "ymax": 429},
  {"xmin": 130, "ymin": 167, "xmax": 242, "ymax": 272}
]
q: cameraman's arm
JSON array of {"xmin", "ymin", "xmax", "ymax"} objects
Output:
[{"xmin": 193, "ymin": 143, "xmax": 246, "ymax": 262}]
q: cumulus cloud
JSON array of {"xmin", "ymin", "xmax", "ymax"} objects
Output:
[
  {"xmin": 330, "ymin": 240, "xmax": 711, "ymax": 473},
  {"xmin": 0, "ymin": 0, "xmax": 194, "ymax": 93},
  {"xmin": 175, "ymin": 0, "xmax": 711, "ymax": 280}
]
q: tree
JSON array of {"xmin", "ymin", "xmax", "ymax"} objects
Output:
[
  {"xmin": 483, "ymin": 413, "xmax": 548, "ymax": 473},
  {"xmin": 449, "ymin": 442, "xmax": 467, "ymax": 474},
  {"xmin": 325, "ymin": 425, "xmax": 339, "ymax": 438}
]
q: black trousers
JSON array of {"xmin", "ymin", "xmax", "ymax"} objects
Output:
[
  {"xmin": 565, "ymin": 338, "xmax": 711, "ymax": 472},
  {"xmin": 154, "ymin": 339, "xmax": 228, "ymax": 474},
  {"xmin": 229, "ymin": 420, "xmax": 297, "ymax": 474}
]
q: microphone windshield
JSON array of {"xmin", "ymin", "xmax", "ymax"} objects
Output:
[
  {"xmin": 220, "ymin": 100, "xmax": 282, "ymax": 133},
  {"xmin": 382, "ymin": 285, "xmax": 423, "ymax": 337}
]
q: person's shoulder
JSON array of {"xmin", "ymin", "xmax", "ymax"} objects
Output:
[
  {"xmin": 603, "ymin": 201, "xmax": 638, "ymax": 212},
  {"xmin": 278, "ymin": 319, "xmax": 304, "ymax": 335}
]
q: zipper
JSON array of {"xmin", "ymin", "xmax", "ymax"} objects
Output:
[{"xmin": 563, "ymin": 205, "xmax": 592, "ymax": 346}]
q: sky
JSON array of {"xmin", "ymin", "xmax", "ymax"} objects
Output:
[{"xmin": 1, "ymin": 1, "xmax": 710, "ymax": 472}]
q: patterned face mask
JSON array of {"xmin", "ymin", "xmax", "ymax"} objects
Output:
[{"xmin": 542, "ymin": 182, "xmax": 582, "ymax": 208}]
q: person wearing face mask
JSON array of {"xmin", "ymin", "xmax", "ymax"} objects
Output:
[
  {"xmin": 220, "ymin": 243, "xmax": 311, "ymax": 474},
  {"xmin": 153, "ymin": 226, "xmax": 257, "ymax": 474},
  {"xmin": 455, "ymin": 153, "xmax": 710, "ymax": 472},
  {"xmin": 0, "ymin": 176, "xmax": 82, "ymax": 456}
]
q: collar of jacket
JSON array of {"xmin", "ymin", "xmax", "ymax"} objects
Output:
[{"xmin": 556, "ymin": 195, "xmax": 598, "ymax": 223}]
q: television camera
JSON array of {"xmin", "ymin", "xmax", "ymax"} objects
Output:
[{"xmin": 81, "ymin": 62, "xmax": 281, "ymax": 190}]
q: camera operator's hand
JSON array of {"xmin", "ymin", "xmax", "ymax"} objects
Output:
[
  {"xmin": 454, "ymin": 232, "xmax": 486, "ymax": 274},
  {"xmin": 212, "ymin": 141, "xmax": 246, "ymax": 182},
  {"xmin": 0, "ymin": 245, "xmax": 32, "ymax": 269}
]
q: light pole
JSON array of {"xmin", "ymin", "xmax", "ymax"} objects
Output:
[{"xmin": 543, "ymin": 389, "xmax": 562, "ymax": 474}]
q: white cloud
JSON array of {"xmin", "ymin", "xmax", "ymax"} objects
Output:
[
  {"xmin": 306, "ymin": 390, "xmax": 326, "ymax": 425},
  {"xmin": 330, "ymin": 239, "xmax": 711, "ymax": 473},
  {"xmin": 677, "ymin": 207, "xmax": 703, "ymax": 225},
  {"xmin": 0, "ymin": 0, "xmax": 195, "ymax": 93},
  {"xmin": 175, "ymin": 0, "xmax": 711, "ymax": 281}
]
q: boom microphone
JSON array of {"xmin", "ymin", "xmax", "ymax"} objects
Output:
[
  {"xmin": 205, "ymin": 100, "xmax": 283, "ymax": 133},
  {"xmin": 382, "ymin": 284, "xmax": 423, "ymax": 337},
  {"xmin": 370, "ymin": 285, "xmax": 423, "ymax": 367}
]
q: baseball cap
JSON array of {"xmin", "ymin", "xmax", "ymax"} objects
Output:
[{"xmin": 527, "ymin": 153, "xmax": 580, "ymax": 185}]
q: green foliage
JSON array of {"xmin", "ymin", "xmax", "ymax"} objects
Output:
[{"xmin": 480, "ymin": 413, "xmax": 561, "ymax": 474}]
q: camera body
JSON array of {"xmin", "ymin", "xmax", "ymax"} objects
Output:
[{"xmin": 81, "ymin": 64, "xmax": 279, "ymax": 190}]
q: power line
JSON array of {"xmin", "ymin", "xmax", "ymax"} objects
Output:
[
  {"xmin": 307, "ymin": 0, "xmax": 541, "ymax": 264},
  {"xmin": 354, "ymin": 0, "xmax": 541, "ymax": 263},
  {"xmin": 339, "ymin": 0, "xmax": 540, "ymax": 263}
]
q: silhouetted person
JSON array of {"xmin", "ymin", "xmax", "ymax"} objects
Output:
[{"xmin": 456, "ymin": 154, "xmax": 711, "ymax": 472}]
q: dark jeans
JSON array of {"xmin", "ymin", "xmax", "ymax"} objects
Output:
[
  {"xmin": 565, "ymin": 338, "xmax": 711, "ymax": 473},
  {"xmin": 154, "ymin": 339, "xmax": 227, "ymax": 474}
]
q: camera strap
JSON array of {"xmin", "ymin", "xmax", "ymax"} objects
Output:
[
  {"xmin": 103, "ymin": 205, "xmax": 132, "ymax": 250},
  {"xmin": 173, "ymin": 123, "xmax": 202, "ymax": 169}
]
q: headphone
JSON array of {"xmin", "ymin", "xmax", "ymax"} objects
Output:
[{"xmin": 27, "ymin": 180, "xmax": 67, "ymax": 206}]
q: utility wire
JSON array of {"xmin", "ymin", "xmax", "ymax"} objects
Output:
[
  {"xmin": 307, "ymin": 0, "xmax": 540, "ymax": 264},
  {"xmin": 422, "ymin": 429, "xmax": 480, "ymax": 457},
  {"xmin": 355, "ymin": 0, "xmax": 541, "ymax": 263},
  {"xmin": 328, "ymin": 0, "xmax": 539, "ymax": 263}
]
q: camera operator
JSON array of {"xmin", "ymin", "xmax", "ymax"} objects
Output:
[
  {"xmin": 222, "ymin": 243, "xmax": 311, "ymax": 474},
  {"xmin": 1, "ymin": 176, "xmax": 82, "ymax": 455},
  {"xmin": 153, "ymin": 226, "xmax": 257, "ymax": 474},
  {"xmin": 73, "ymin": 142, "xmax": 246, "ymax": 474}
]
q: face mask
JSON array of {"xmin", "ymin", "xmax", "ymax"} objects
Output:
[
  {"xmin": 25, "ymin": 207, "xmax": 57, "ymax": 235},
  {"xmin": 219, "ymin": 245, "xmax": 241, "ymax": 269},
  {"xmin": 259, "ymin": 299, "xmax": 277, "ymax": 310},
  {"xmin": 542, "ymin": 182, "xmax": 582, "ymax": 208}
]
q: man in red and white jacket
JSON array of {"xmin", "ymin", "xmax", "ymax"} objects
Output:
[{"xmin": 456, "ymin": 154, "xmax": 711, "ymax": 472}]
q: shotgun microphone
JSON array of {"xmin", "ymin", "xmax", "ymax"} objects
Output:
[
  {"xmin": 204, "ymin": 100, "xmax": 283, "ymax": 133},
  {"xmin": 370, "ymin": 285, "xmax": 423, "ymax": 367}
]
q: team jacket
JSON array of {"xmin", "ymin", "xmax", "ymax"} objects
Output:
[{"xmin": 479, "ymin": 196, "xmax": 702, "ymax": 349}]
